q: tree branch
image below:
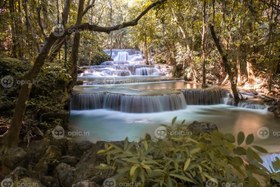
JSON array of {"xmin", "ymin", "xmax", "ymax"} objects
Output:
[
  {"xmin": 259, "ymin": 0, "xmax": 280, "ymax": 12},
  {"xmin": 64, "ymin": 0, "xmax": 166, "ymax": 35},
  {"xmin": 36, "ymin": 6, "xmax": 47, "ymax": 39},
  {"xmin": 82, "ymin": 0, "xmax": 95, "ymax": 17}
]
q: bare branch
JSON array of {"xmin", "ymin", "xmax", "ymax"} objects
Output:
[
  {"xmin": 36, "ymin": 6, "xmax": 47, "ymax": 39},
  {"xmin": 259, "ymin": 0, "xmax": 280, "ymax": 12},
  {"xmin": 82, "ymin": 0, "xmax": 95, "ymax": 17},
  {"xmin": 64, "ymin": 0, "xmax": 166, "ymax": 35}
]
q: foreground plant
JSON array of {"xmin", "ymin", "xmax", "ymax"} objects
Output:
[{"xmin": 96, "ymin": 118, "xmax": 279, "ymax": 187}]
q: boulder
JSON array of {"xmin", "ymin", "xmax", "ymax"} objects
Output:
[
  {"xmin": 60, "ymin": 155, "xmax": 79, "ymax": 167},
  {"xmin": 67, "ymin": 140, "xmax": 94, "ymax": 157},
  {"xmin": 13, "ymin": 177, "xmax": 44, "ymax": 187},
  {"xmin": 34, "ymin": 145, "xmax": 62, "ymax": 175},
  {"xmin": 188, "ymin": 121, "xmax": 218, "ymax": 135},
  {"xmin": 72, "ymin": 180, "xmax": 100, "ymax": 187},
  {"xmin": 73, "ymin": 142, "xmax": 114, "ymax": 185},
  {"xmin": 54, "ymin": 163, "xmax": 75, "ymax": 187},
  {"xmin": 2, "ymin": 147, "xmax": 27, "ymax": 169}
]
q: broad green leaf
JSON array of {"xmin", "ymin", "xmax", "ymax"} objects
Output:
[
  {"xmin": 245, "ymin": 134, "xmax": 254, "ymax": 145},
  {"xmin": 272, "ymin": 158, "xmax": 280, "ymax": 172},
  {"xmin": 247, "ymin": 148, "xmax": 262, "ymax": 163},
  {"xmin": 224, "ymin": 133, "xmax": 235, "ymax": 143},
  {"xmin": 184, "ymin": 158, "xmax": 191, "ymax": 171},
  {"xmin": 231, "ymin": 156, "xmax": 243, "ymax": 165},
  {"xmin": 130, "ymin": 164, "xmax": 139, "ymax": 177},
  {"xmin": 252, "ymin": 145, "xmax": 268, "ymax": 153},
  {"xmin": 233, "ymin": 147, "xmax": 246, "ymax": 155},
  {"xmin": 169, "ymin": 173, "xmax": 194, "ymax": 183},
  {"xmin": 190, "ymin": 147, "xmax": 201, "ymax": 155},
  {"xmin": 237, "ymin": 131, "xmax": 245, "ymax": 145}
]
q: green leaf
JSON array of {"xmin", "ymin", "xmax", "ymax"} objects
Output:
[
  {"xmin": 190, "ymin": 147, "xmax": 201, "ymax": 155},
  {"xmin": 224, "ymin": 133, "xmax": 235, "ymax": 143},
  {"xmin": 252, "ymin": 145, "xmax": 268, "ymax": 153},
  {"xmin": 143, "ymin": 140, "xmax": 148, "ymax": 151},
  {"xmin": 237, "ymin": 131, "xmax": 245, "ymax": 145},
  {"xmin": 169, "ymin": 173, "xmax": 194, "ymax": 183},
  {"xmin": 203, "ymin": 172, "xmax": 218, "ymax": 183},
  {"xmin": 233, "ymin": 147, "xmax": 246, "ymax": 155},
  {"xmin": 130, "ymin": 164, "xmax": 139, "ymax": 177},
  {"xmin": 272, "ymin": 158, "xmax": 280, "ymax": 172},
  {"xmin": 245, "ymin": 134, "xmax": 254, "ymax": 145},
  {"xmin": 247, "ymin": 148, "xmax": 262, "ymax": 163},
  {"xmin": 231, "ymin": 156, "xmax": 244, "ymax": 165},
  {"xmin": 172, "ymin": 116, "xmax": 177, "ymax": 125},
  {"xmin": 183, "ymin": 158, "xmax": 191, "ymax": 171}
]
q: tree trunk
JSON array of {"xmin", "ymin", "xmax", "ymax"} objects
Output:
[
  {"xmin": 236, "ymin": 48, "xmax": 242, "ymax": 86},
  {"xmin": 201, "ymin": 0, "xmax": 207, "ymax": 88},
  {"xmin": 3, "ymin": 34, "xmax": 58, "ymax": 148},
  {"xmin": 209, "ymin": 24, "xmax": 240, "ymax": 105},
  {"xmin": 69, "ymin": 0, "xmax": 85, "ymax": 89}
]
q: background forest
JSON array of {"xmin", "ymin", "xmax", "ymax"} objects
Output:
[{"xmin": 0, "ymin": 0, "xmax": 280, "ymax": 186}]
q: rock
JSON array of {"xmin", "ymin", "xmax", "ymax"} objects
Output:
[
  {"xmin": 60, "ymin": 155, "xmax": 79, "ymax": 167},
  {"xmin": 13, "ymin": 177, "xmax": 44, "ymax": 187},
  {"xmin": 54, "ymin": 163, "xmax": 75, "ymax": 187},
  {"xmin": 188, "ymin": 121, "xmax": 218, "ymax": 135},
  {"xmin": 34, "ymin": 145, "xmax": 62, "ymax": 175},
  {"xmin": 2, "ymin": 147, "xmax": 27, "ymax": 169},
  {"xmin": 67, "ymin": 140, "xmax": 94, "ymax": 157},
  {"xmin": 10, "ymin": 167, "xmax": 30, "ymax": 179},
  {"xmin": 26, "ymin": 139, "xmax": 50, "ymax": 164},
  {"xmin": 268, "ymin": 101, "xmax": 280, "ymax": 118},
  {"xmin": 72, "ymin": 180, "xmax": 100, "ymax": 187},
  {"xmin": 40, "ymin": 176, "xmax": 60, "ymax": 187},
  {"xmin": 73, "ymin": 143, "xmax": 114, "ymax": 184}
]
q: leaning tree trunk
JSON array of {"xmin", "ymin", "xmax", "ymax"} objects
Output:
[
  {"xmin": 201, "ymin": 0, "xmax": 207, "ymax": 88},
  {"xmin": 2, "ymin": 34, "xmax": 58, "ymax": 148},
  {"xmin": 209, "ymin": 24, "xmax": 240, "ymax": 105},
  {"xmin": 69, "ymin": 0, "xmax": 85, "ymax": 89}
]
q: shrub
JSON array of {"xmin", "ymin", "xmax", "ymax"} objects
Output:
[{"xmin": 96, "ymin": 118, "xmax": 278, "ymax": 187}]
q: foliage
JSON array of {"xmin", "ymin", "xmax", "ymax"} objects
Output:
[
  {"xmin": 0, "ymin": 57, "xmax": 31, "ymax": 111},
  {"xmin": 27, "ymin": 63, "xmax": 72, "ymax": 117},
  {"xmin": 0, "ymin": 58, "xmax": 71, "ymax": 118},
  {"xmin": 96, "ymin": 119, "xmax": 276, "ymax": 186}
]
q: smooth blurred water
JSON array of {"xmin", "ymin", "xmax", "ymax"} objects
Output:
[{"xmin": 69, "ymin": 104, "xmax": 280, "ymax": 153}]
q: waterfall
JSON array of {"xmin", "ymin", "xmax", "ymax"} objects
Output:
[
  {"xmin": 71, "ymin": 92, "xmax": 186, "ymax": 113},
  {"xmin": 182, "ymin": 88, "xmax": 229, "ymax": 105},
  {"xmin": 114, "ymin": 52, "xmax": 129, "ymax": 61},
  {"xmin": 135, "ymin": 67, "xmax": 160, "ymax": 76},
  {"xmin": 71, "ymin": 93, "xmax": 104, "ymax": 110},
  {"xmin": 120, "ymin": 93, "xmax": 186, "ymax": 113},
  {"xmin": 262, "ymin": 153, "xmax": 280, "ymax": 173}
]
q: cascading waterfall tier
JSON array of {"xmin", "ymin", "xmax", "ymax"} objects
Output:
[
  {"xmin": 135, "ymin": 67, "xmax": 160, "ymax": 76},
  {"xmin": 181, "ymin": 88, "xmax": 230, "ymax": 105},
  {"xmin": 71, "ymin": 92, "xmax": 187, "ymax": 113}
]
